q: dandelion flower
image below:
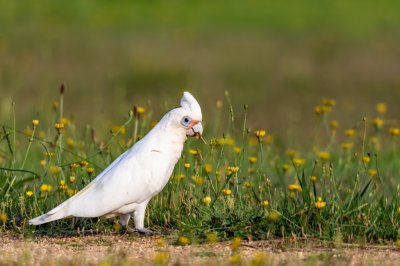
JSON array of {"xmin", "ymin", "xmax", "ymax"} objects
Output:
[
  {"xmin": 362, "ymin": 156, "xmax": 371, "ymax": 164},
  {"xmin": 341, "ymin": 142, "xmax": 353, "ymax": 150},
  {"xmin": 372, "ymin": 118, "xmax": 384, "ymax": 129},
  {"xmin": 206, "ymin": 232, "xmax": 218, "ymax": 243},
  {"xmin": 86, "ymin": 167, "xmax": 95, "ymax": 175},
  {"xmin": 184, "ymin": 163, "xmax": 190, "ymax": 170},
  {"xmin": 233, "ymin": 146, "xmax": 241, "ymax": 154},
  {"xmin": 204, "ymin": 164, "xmax": 212, "ymax": 174},
  {"xmin": 0, "ymin": 213, "xmax": 7, "ymax": 224},
  {"xmin": 231, "ymin": 237, "xmax": 241, "ymax": 251},
  {"xmin": 69, "ymin": 163, "xmax": 79, "ymax": 169},
  {"xmin": 49, "ymin": 166, "xmax": 61, "ymax": 175},
  {"xmin": 376, "ymin": 102, "xmax": 387, "ymax": 114},
  {"xmin": 202, "ymin": 196, "xmax": 211, "ymax": 206},
  {"xmin": 80, "ymin": 160, "xmax": 89, "ymax": 167},
  {"xmin": 243, "ymin": 181, "xmax": 252, "ymax": 189},
  {"xmin": 288, "ymin": 184, "xmax": 302, "ymax": 192},
  {"xmin": 54, "ymin": 123, "xmax": 65, "ymax": 130},
  {"xmin": 32, "ymin": 119, "xmax": 39, "ymax": 127},
  {"xmin": 368, "ymin": 169, "xmax": 377, "ymax": 177},
  {"xmin": 154, "ymin": 252, "xmax": 170, "ymax": 264},
  {"xmin": 310, "ymin": 175, "xmax": 317, "ymax": 181},
  {"xmin": 222, "ymin": 188, "xmax": 232, "ymax": 196},
  {"xmin": 292, "ymin": 158, "xmax": 305, "ymax": 166},
  {"xmin": 389, "ymin": 128, "xmax": 400, "ymax": 136},
  {"xmin": 329, "ymin": 120, "xmax": 339, "ymax": 131},
  {"xmin": 39, "ymin": 160, "xmax": 47, "ymax": 168},
  {"xmin": 248, "ymin": 156, "xmax": 257, "ymax": 164},
  {"xmin": 26, "ymin": 190, "xmax": 34, "ymax": 197},
  {"xmin": 40, "ymin": 184, "xmax": 53, "ymax": 193},
  {"xmin": 317, "ymin": 151, "xmax": 330, "ymax": 161},
  {"xmin": 69, "ymin": 176, "xmax": 76, "ymax": 183},
  {"xmin": 344, "ymin": 129, "xmax": 355, "ymax": 137},
  {"xmin": 267, "ymin": 210, "xmax": 281, "ymax": 222},
  {"xmin": 189, "ymin": 149, "xmax": 199, "ymax": 155},
  {"xmin": 282, "ymin": 164, "xmax": 291, "ymax": 173},
  {"xmin": 227, "ymin": 166, "xmax": 239, "ymax": 175},
  {"xmin": 315, "ymin": 197, "xmax": 327, "ymax": 209},
  {"xmin": 177, "ymin": 236, "xmax": 190, "ymax": 246},
  {"xmin": 262, "ymin": 200, "xmax": 269, "ymax": 207},
  {"xmin": 254, "ymin": 130, "xmax": 266, "ymax": 142},
  {"xmin": 322, "ymin": 98, "xmax": 336, "ymax": 107}
]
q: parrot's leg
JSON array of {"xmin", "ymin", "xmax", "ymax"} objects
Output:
[
  {"xmin": 133, "ymin": 200, "xmax": 156, "ymax": 235},
  {"xmin": 119, "ymin": 213, "xmax": 134, "ymax": 233}
]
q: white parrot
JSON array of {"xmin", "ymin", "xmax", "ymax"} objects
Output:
[{"xmin": 29, "ymin": 91, "xmax": 203, "ymax": 234}]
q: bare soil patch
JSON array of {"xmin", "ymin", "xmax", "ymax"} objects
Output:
[{"xmin": 1, "ymin": 232, "xmax": 399, "ymax": 265}]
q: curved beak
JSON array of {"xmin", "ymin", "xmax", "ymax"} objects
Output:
[{"xmin": 186, "ymin": 122, "xmax": 203, "ymax": 137}]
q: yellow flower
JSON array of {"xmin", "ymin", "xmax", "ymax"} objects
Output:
[
  {"xmin": 227, "ymin": 166, "xmax": 239, "ymax": 176},
  {"xmin": 341, "ymin": 142, "xmax": 353, "ymax": 150},
  {"xmin": 59, "ymin": 180, "xmax": 68, "ymax": 191},
  {"xmin": 39, "ymin": 160, "xmax": 47, "ymax": 168},
  {"xmin": 254, "ymin": 130, "xmax": 266, "ymax": 142},
  {"xmin": 229, "ymin": 254, "xmax": 242, "ymax": 264},
  {"xmin": 177, "ymin": 236, "xmax": 190, "ymax": 246},
  {"xmin": 156, "ymin": 238, "xmax": 166, "ymax": 248},
  {"xmin": 389, "ymin": 128, "xmax": 400, "ymax": 136},
  {"xmin": 45, "ymin": 151, "xmax": 55, "ymax": 158},
  {"xmin": 243, "ymin": 181, "xmax": 252, "ymax": 189},
  {"xmin": 292, "ymin": 158, "xmax": 305, "ymax": 166},
  {"xmin": 192, "ymin": 176, "xmax": 204, "ymax": 186},
  {"xmin": 376, "ymin": 102, "xmax": 387, "ymax": 114},
  {"xmin": 67, "ymin": 189, "xmax": 78, "ymax": 197},
  {"xmin": 233, "ymin": 146, "xmax": 241, "ymax": 154},
  {"xmin": 250, "ymin": 252, "xmax": 267, "ymax": 266},
  {"xmin": 54, "ymin": 123, "xmax": 65, "ymax": 130},
  {"xmin": 362, "ymin": 156, "xmax": 371, "ymax": 164},
  {"xmin": 80, "ymin": 160, "xmax": 89, "ymax": 167},
  {"xmin": 206, "ymin": 232, "xmax": 218, "ymax": 243},
  {"xmin": 282, "ymin": 164, "xmax": 291, "ymax": 173},
  {"xmin": 202, "ymin": 196, "xmax": 211, "ymax": 206},
  {"xmin": 315, "ymin": 197, "xmax": 327, "ymax": 209},
  {"xmin": 184, "ymin": 163, "xmax": 190, "ymax": 170},
  {"xmin": 49, "ymin": 165, "xmax": 61, "ymax": 175},
  {"xmin": 69, "ymin": 163, "xmax": 79, "ymax": 169},
  {"xmin": 322, "ymin": 98, "xmax": 336, "ymax": 107},
  {"xmin": 32, "ymin": 119, "xmax": 39, "ymax": 127},
  {"xmin": 248, "ymin": 156, "xmax": 257, "ymax": 164},
  {"xmin": 329, "ymin": 120, "xmax": 339, "ymax": 131},
  {"xmin": 372, "ymin": 118, "xmax": 385, "ymax": 129},
  {"xmin": 23, "ymin": 127, "xmax": 33, "ymax": 137},
  {"xmin": 111, "ymin": 125, "xmax": 126, "ymax": 135},
  {"xmin": 344, "ymin": 129, "xmax": 355, "ymax": 137},
  {"xmin": 310, "ymin": 175, "xmax": 317, "ymax": 181},
  {"xmin": 262, "ymin": 200, "xmax": 269, "ymax": 207},
  {"xmin": 204, "ymin": 164, "xmax": 212, "ymax": 174},
  {"xmin": 0, "ymin": 213, "xmax": 7, "ymax": 224},
  {"xmin": 314, "ymin": 105, "xmax": 331, "ymax": 115},
  {"xmin": 69, "ymin": 176, "xmax": 76, "ymax": 183},
  {"xmin": 317, "ymin": 151, "xmax": 330, "ymax": 161},
  {"xmin": 26, "ymin": 190, "xmax": 34, "ymax": 197},
  {"xmin": 231, "ymin": 237, "xmax": 241, "ymax": 251},
  {"xmin": 40, "ymin": 184, "xmax": 53, "ymax": 193},
  {"xmin": 397, "ymin": 207, "xmax": 400, "ymax": 214},
  {"xmin": 288, "ymin": 184, "xmax": 302, "ymax": 192},
  {"xmin": 368, "ymin": 169, "xmax": 377, "ymax": 177},
  {"xmin": 189, "ymin": 149, "xmax": 199, "ymax": 155},
  {"xmin": 222, "ymin": 188, "xmax": 232, "ymax": 196},
  {"xmin": 267, "ymin": 210, "xmax": 281, "ymax": 222},
  {"xmin": 286, "ymin": 149, "xmax": 298, "ymax": 158},
  {"xmin": 66, "ymin": 137, "xmax": 75, "ymax": 149},
  {"xmin": 136, "ymin": 106, "xmax": 146, "ymax": 114},
  {"xmin": 154, "ymin": 251, "xmax": 169, "ymax": 264},
  {"xmin": 86, "ymin": 167, "xmax": 95, "ymax": 174}
]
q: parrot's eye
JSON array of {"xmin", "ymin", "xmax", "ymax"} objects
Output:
[{"xmin": 181, "ymin": 116, "xmax": 192, "ymax": 127}]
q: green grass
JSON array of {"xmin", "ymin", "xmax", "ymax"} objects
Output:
[{"xmin": 1, "ymin": 90, "xmax": 399, "ymax": 246}]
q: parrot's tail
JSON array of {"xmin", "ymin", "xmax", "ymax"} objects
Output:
[{"xmin": 29, "ymin": 206, "xmax": 70, "ymax": 225}]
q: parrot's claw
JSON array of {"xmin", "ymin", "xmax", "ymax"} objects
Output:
[{"xmin": 136, "ymin": 228, "xmax": 158, "ymax": 235}]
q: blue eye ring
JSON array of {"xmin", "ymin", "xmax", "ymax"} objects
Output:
[{"xmin": 181, "ymin": 116, "xmax": 192, "ymax": 127}]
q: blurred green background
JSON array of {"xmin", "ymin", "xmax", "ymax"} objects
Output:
[{"xmin": 1, "ymin": 0, "xmax": 400, "ymax": 141}]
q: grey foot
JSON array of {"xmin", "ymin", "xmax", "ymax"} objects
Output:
[{"xmin": 136, "ymin": 228, "xmax": 158, "ymax": 236}]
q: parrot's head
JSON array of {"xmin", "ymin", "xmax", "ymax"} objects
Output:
[{"xmin": 173, "ymin": 91, "xmax": 203, "ymax": 138}]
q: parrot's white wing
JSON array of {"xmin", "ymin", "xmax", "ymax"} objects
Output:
[{"xmin": 29, "ymin": 131, "xmax": 178, "ymax": 225}]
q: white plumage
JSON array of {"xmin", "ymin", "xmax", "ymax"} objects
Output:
[{"xmin": 29, "ymin": 92, "xmax": 203, "ymax": 234}]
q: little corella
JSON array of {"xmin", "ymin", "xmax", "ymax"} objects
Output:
[{"xmin": 29, "ymin": 92, "xmax": 203, "ymax": 234}]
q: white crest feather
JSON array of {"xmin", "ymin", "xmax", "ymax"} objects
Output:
[{"xmin": 180, "ymin": 92, "xmax": 202, "ymax": 120}]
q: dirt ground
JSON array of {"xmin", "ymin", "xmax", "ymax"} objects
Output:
[{"xmin": 1, "ymin": 232, "xmax": 399, "ymax": 266}]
